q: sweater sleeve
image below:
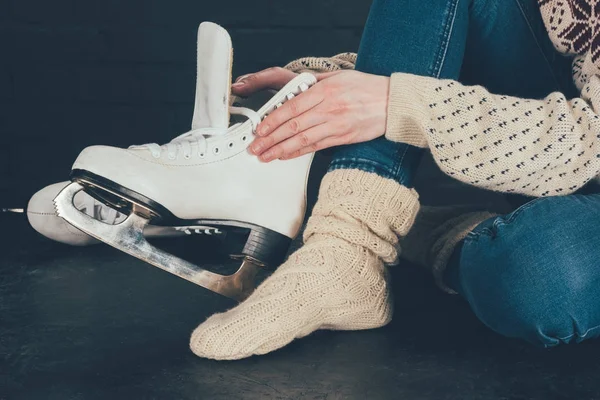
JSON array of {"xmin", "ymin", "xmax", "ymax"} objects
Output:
[
  {"xmin": 283, "ymin": 53, "xmax": 357, "ymax": 73},
  {"xmin": 385, "ymin": 72, "xmax": 600, "ymax": 196}
]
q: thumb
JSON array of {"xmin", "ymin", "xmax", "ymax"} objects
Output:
[{"xmin": 232, "ymin": 67, "xmax": 298, "ymax": 97}]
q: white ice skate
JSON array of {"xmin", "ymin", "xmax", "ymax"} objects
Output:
[{"xmin": 54, "ymin": 22, "xmax": 317, "ymax": 301}]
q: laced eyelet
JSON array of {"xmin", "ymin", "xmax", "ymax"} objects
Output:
[
  {"xmin": 152, "ymin": 152, "xmax": 161, "ymax": 159},
  {"xmin": 168, "ymin": 154, "xmax": 176, "ymax": 160}
]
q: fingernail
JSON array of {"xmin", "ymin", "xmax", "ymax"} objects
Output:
[
  {"xmin": 251, "ymin": 143, "xmax": 262, "ymax": 154},
  {"xmin": 257, "ymin": 125, "xmax": 269, "ymax": 136},
  {"xmin": 232, "ymin": 81, "xmax": 246, "ymax": 87},
  {"xmin": 261, "ymin": 151, "xmax": 273, "ymax": 161},
  {"xmin": 236, "ymin": 74, "xmax": 250, "ymax": 82}
]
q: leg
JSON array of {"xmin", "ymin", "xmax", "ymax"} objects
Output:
[
  {"xmin": 331, "ymin": 0, "xmax": 579, "ymax": 196},
  {"xmin": 189, "ymin": 0, "xmax": 472, "ymax": 360},
  {"xmin": 328, "ymin": 0, "xmax": 471, "ymax": 187},
  {"xmin": 459, "ymin": 0, "xmax": 578, "ymax": 100},
  {"xmin": 422, "ymin": 0, "xmax": 598, "ymax": 346},
  {"xmin": 444, "ymin": 194, "xmax": 600, "ymax": 347}
]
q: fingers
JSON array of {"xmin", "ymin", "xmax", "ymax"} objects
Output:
[
  {"xmin": 232, "ymin": 67, "xmax": 298, "ymax": 97},
  {"xmin": 250, "ymin": 108, "xmax": 328, "ymax": 156},
  {"xmin": 256, "ymin": 123, "xmax": 343, "ymax": 162},
  {"xmin": 256, "ymin": 85, "xmax": 325, "ymax": 137},
  {"xmin": 282, "ymin": 136, "xmax": 344, "ymax": 160}
]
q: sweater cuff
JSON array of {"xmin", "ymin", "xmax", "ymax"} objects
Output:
[
  {"xmin": 283, "ymin": 53, "xmax": 357, "ymax": 73},
  {"xmin": 385, "ymin": 72, "xmax": 433, "ymax": 148}
]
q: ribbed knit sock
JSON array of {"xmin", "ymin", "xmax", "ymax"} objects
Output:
[
  {"xmin": 399, "ymin": 205, "xmax": 497, "ymax": 293},
  {"xmin": 189, "ymin": 169, "xmax": 420, "ymax": 360}
]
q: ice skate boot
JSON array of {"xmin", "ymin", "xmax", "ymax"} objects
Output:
[{"xmin": 54, "ymin": 22, "xmax": 317, "ymax": 301}]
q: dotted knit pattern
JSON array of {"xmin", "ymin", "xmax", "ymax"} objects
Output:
[
  {"xmin": 284, "ymin": 1, "xmax": 600, "ymax": 198},
  {"xmin": 189, "ymin": 169, "xmax": 420, "ymax": 360},
  {"xmin": 385, "ymin": 73, "xmax": 600, "ymax": 196}
]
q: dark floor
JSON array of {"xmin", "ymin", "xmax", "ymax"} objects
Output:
[{"xmin": 2, "ymin": 205, "xmax": 600, "ymax": 400}]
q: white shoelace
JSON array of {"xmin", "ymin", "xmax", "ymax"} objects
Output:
[{"xmin": 131, "ymin": 106, "xmax": 261, "ymax": 160}]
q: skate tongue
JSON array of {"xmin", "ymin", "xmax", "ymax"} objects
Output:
[{"xmin": 191, "ymin": 22, "xmax": 233, "ymax": 131}]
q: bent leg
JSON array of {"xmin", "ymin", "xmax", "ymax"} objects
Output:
[
  {"xmin": 445, "ymin": 194, "xmax": 600, "ymax": 347},
  {"xmin": 328, "ymin": 0, "xmax": 471, "ymax": 186},
  {"xmin": 329, "ymin": 0, "xmax": 580, "ymax": 189}
]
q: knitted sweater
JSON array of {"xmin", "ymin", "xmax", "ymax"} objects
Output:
[{"xmin": 285, "ymin": 0, "xmax": 600, "ymax": 198}]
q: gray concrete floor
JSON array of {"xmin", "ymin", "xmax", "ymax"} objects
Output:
[{"xmin": 2, "ymin": 207, "xmax": 600, "ymax": 400}]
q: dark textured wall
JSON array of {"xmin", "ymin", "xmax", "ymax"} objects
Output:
[{"xmin": 1, "ymin": 1, "xmax": 371, "ymax": 206}]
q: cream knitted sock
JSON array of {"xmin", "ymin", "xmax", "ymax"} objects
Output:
[
  {"xmin": 399, "ymin": 205, "xmax": 497, "ymax": 293},
  {"xmin": 189, "ymin": 169, "xmax": 420, "ymax": 360}
]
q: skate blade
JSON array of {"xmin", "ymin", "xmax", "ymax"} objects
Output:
[
  {"xmin": 54, "ymin": 182, "xmax": 261, "ymax": 301},
  {"xmin": 2, "ymin": 208, "xmax": 24, "ymax": 213}
]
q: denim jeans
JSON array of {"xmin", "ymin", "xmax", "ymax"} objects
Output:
[
  {"xmin": 332, "ymin": 0, "xmax": 600, "ymax": 348},
  {"xmin": 444, "ymin": 195, "xmax": 600, "ymax": 347}
]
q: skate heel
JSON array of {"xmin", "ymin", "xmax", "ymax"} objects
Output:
[{"xmin": 235, "ymin": 227, "xmax": 292, "ymax": 268}]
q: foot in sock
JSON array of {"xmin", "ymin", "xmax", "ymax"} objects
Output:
[{"xmin": 189, "ymin": 169, "xmax": 420, "ymax": 360}]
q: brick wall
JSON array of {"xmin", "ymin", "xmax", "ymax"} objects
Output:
[{"xmin": 1, "ymin": 1, "xmax": 370, "ymax": 206}]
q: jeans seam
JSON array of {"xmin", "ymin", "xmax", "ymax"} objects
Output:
[
  {"xmin": 555, "ymin": 322, "xmax": 600, "ymax": 343},
  {"xmin": 465, "ymin": 197, "xmax": 546, "ymax": 240},
  {"xmin": 329, "ymin": 157, "xmax": 394, "ymax": 170},
  {"xmin": 434, "ymin": 0, "xmax": 460, "ymax": 78},
  {"xmin": 513, "ymin": 0, "xmax": 563, "ymax": 90},
  {"xmin": 328, "ymin": 160, "xmax": 395, "ymax": 179},
  {"xmin": 392, "ymin": 144, "xmax": 409, "ymax": 182},
  {"xmin": 497, "ymin": 196, "xmax": 547, "ymax": 226},
  {"xmin": 465, "ymin": 227, "xmax": 493, "ymax": 241}
]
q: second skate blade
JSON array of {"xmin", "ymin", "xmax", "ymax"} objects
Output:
[{"xmin": 54, "ymin": 182, "xmax": 261, "ymax": 301}]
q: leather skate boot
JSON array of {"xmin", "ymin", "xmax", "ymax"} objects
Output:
[{"xmin": 54, "ymin": 22, "xmax": 317, "ymax": 301}]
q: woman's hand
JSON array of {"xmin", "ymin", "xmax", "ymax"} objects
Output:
[{"xmin": 232, "ymin": 68, "xmax": 390, "ymax": 162}]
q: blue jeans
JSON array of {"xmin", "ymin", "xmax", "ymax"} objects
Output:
[
  {"xmin": 332, "ymin": 0, "xmax": 600, "ymax": 347},
  {"xmin": 444, "ymin": 195, "xmax": 600, "ymax": 347}
]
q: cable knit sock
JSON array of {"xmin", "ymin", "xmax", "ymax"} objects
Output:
[
  {"xmin": 189, "ymin": 169, "xmax": 420, "ymax": 360},
  {"xmin": 399, "ymin": 205, "xmax": 497, "ymax": 293}
]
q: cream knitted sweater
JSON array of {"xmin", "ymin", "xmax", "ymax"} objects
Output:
[{"xmin": 285, "ymin": 0, "xmax": 600, "ymax": 197}]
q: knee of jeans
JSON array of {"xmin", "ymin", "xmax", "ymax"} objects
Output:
[{"xmin": 460, "ymin": 226, "xmax": 600, "ymax": 348}]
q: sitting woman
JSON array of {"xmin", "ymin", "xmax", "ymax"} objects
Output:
[{"xmin": 190, "ymin": 0, "xmax": 600, "ymax": 359}]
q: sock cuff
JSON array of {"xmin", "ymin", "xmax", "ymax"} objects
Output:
[{"xmin": 304, "ymin": 168, "xmax": 421, "ymax": 263}]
